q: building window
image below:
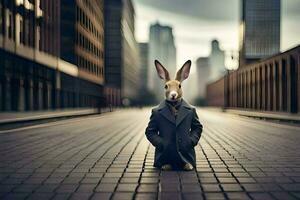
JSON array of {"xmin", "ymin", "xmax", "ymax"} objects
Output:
[
  {"xmin": 7, "ymin": 10, "xmax": 13, "ymax": 39},
  {"xmin": 0, "ymin": 2, "xmax": 3, "ymax": 35},
  {"xmin": 19, "ymin": 16, "xmax": 24, "ymax": 44},
  {"xmin": 36, "ymin": 26, "xmax": 40, "ymax": 50},
  {"xmin": 24, "ymin": 19, "xmax": 29, "ymax": 45}
]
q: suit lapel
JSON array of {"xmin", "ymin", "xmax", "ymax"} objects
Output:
[
  {"xmin": 158, "ymin": 101, "xmax": 176, "ymax": 124},
  {"xmin": 158, "ymin": 99, "xmax": 191, "ymax": 126},
  {"xmin": 176, "ymin": 100, "xmax": 191, "ymax": 126}
]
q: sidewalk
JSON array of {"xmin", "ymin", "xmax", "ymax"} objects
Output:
[
  {"xmin": 201, "ymin": 106, "xmax": 300, "ymax": 123},
  {"xmin": 0, "ymin": 107, "xmax": 113, "ymax": 126},
  {"xmin": 224, "ymin": 108, "xmax": 300, "ymax": 123}
]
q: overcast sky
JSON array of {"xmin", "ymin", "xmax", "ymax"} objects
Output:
[{"xmin": 133, "ymin": 0, "xmax": 300, "ymax": 70}]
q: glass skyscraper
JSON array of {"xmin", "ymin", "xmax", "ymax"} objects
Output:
[{"xmin": 239, "ymin": 0, "xmax": 280, "ymax": 66}]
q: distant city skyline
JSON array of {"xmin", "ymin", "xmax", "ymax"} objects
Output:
[{"xmin": 133, "ymin": 0, "xmax": 300, "ymax": 70}]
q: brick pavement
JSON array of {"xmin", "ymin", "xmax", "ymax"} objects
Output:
[{"xmin": 0, "ymin": 108, "xmax": 300, "ymax": 200}]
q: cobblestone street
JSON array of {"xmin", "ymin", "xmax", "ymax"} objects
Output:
[{"xmin": 0, "ymin": 108, "xmax": 300, "ymax": 200}]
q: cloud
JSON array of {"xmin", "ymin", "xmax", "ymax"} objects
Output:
[{"xmin": 134, "ymin": 0, "xmax": 239, "ymax": 22}]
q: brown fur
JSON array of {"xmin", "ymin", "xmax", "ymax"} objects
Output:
[
  {"xmin": 164, "ymin": 80, "xmax": 182, "ymax": 101},
  {"xmin": 155, "ymin": 59, "xmax": 191, "ymax": 102}
]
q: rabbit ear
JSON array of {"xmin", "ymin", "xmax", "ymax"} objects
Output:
[
  {"xmin": 155, "ymin": 60, "xmax": 170, "ymax": 81},
  {"xmin": 175, "ymin": 60, "xmax": 191, "ymax": 82}
]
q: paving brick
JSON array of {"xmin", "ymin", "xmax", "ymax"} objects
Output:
[
  {"xmin": 13, "ymin": 184, "xmax": 39, "ymax": 193},
  {"xmin": 199, "ymin": 177, "xmax": 218, "ymax": 183},
  {"xmin": 35, "ymin": 184, "xmax": 58, "ymax": 193},
  {"xmin": 160, "ymin": 182, "xmax": 180, "ymax": 192},
  {"xmin": 120, "ymin": 177, "xmax": 139, "ymax": 183},
  {"xmin": 221, "ymin": 183, "xmax": 243, "ymax": 192},
  {"xmin": 242, "ymin": 184, "xmax": 265, "ymax": 192},
  {"xmin": 218, "ymin": 177, "xmax": 238, "ymax": 183},
  {"xmin": 135, "ymin": 193, "xmax": 157, "ymax": 200},
  {"xmin": 137, "ymin": 184, "xmax": 158, "ymax": 193},
  {"xmin": 26, "ymin": 193, "xmax": 54, "ymax": 200},
  {"xmin": 91, "ymin": 192, "xmax": 112, "ymax": 200},
  {"xmin": 52, "ymin": 193, "xmax": 71, "ymax": 200},
  {"xmin": 159, "ymin": 192, "xmax": 181, "ymax": 200},
  {"xmin": 100, "ymin": 177, "xmax": 120, "ymax": 183},
  {"xmin": 204, "ymin": 192, "xmax": 226, "ymax": 200},
  {"xmin": 116, "ymin": 183, "xmax": 138, "ymax": 192},
  {"xmin": 56, "ymin": 184, "xmax": 78, "ymax": 193},
  {"xmin": 260, "ymin": 184, "xmax": 282, "ymax": 192},
  {"xmin": 62, "ymin": 177, "xmax": 82, "ymax": 184},
  {"xmin": 182, "ymin": 183, "xmax": 202, "ymax": 193},
  {"xmin": 280, "ymin": 184, "xmax": 300, "ymax": 192},
  {"xmin": 226, "ymin": 192, "xmax": 250, "ymax": 200},
  {"xmin": 76, "ymin": 184, "xmax": 96, "ymax": 193},
  {"xmin": 140, "ymin": 177, "xmax": 159, "ymax": 183},
  {"xmin": 2, "ymin": 193, "xmax": 30, "ymax": 200},
  {"xmin": 95, "ymin": 183, "xmax": 117, "ymax": 192},
  {"xmin": 111, "ymin": 192, "xmax": 134, "ymax": 200},
  {"xmin": 182, "ymin": 192, "xmax": 204, "ymax": 200},
  {"xmin": 249, "ymin": 192, "xmax": 276, "ymax": 200},
  {"xmin": 80, "ymin": 178, "xmax": 101, "ymax": 184},
  {"xmin": 271, "ymin": 192, "xmax": 298, "ymax": 200},
  {"xmin": 69, "ymin": 193, "xmax": 92, "ymax": 200},
  {"xmin": 201, "ymin": 184, "xmax": 222, "ymax": 192}
]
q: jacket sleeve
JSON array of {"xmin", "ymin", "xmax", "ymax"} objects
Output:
[
  {"xmin": 190, "ymin": 108, "xmax": 203, "ymax": 146},
  {"xmin": 145, "ymin": 109, "xmax": 163, "ymax": 148}
]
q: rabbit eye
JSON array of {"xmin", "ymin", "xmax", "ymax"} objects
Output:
[
  {"xmin": 179, "ymin": 84, "xmax": 181, "ymax": 88},
  {"xmin": 164, "ymin": 84, "xmax": 168, "ymax": 89}
]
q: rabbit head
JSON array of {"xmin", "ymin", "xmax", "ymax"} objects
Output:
[{"xmin": 154, "ymin": 60, "xmax": 191, "ymax": 102}]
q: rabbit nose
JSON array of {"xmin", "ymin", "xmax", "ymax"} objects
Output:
[{"xmin": 170, "ymin": 91, "xmax": 177, "ymax": 99}]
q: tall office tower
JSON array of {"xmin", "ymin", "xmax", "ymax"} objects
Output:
[
  {"xmin": 239, "ymin": 0, "xmax": 281, "ymax": 67},
  {"xmin": 139, "ymin": 43, "xmax": 149, "ymax": 92},
  {"xmin": 148, "ymin": 22, "xmax": 176, "ymax": 100},
  {"xmin": 196, "ymin": 57, "xmax": 211, "ymax": 99},
  {"xmin": 104, "ymin": 0, "xmax": 140, "ymax": 106},
  {"xmin": 60, "ymin": 0, "xmax": 105, "ymax": 108}
]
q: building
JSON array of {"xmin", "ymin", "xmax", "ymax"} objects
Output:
[
  {"xmin": 148, "ymin": 22, "xmax": 176, "ymax": 101},
  {"xmin": 138, "ymin": 42, "xmax": 155, "ymax": 105},
  {"xmin": 60, "ymin": 0, "xmax": 105, "ymax": 108},
  {"xmin": 0, "ymin": 0, "xmax": 105, "ymax": 111},
  {"xmin": 182, "ymin": 72, "xmax": 198, "ymax": 104},
  {"xmin": 239, "ymin": 0, "xmax": 281, "ymax": 67},
  {"xmin": 139, "ymin": 43, "xmax": 148, "ymax": 92},
  {"xmin": 196, "ymin": 57, "xmax": 210, "ymax": 99},
  {"xmin": 194, "ymin": 40, "xmax": 225, "ymax": 104},
  {"xmin": 209, "ymin": 40, "xmax": 226, "ymax": 81},
  {"xmin": 104, "ymin": 0, "xmax": 140, "ymax": 106}
]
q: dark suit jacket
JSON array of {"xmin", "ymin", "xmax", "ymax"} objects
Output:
[{"xmin": 145, "ymin": 99, "xmax": 203, "ymax": 168}]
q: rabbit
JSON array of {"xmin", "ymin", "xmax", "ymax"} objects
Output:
[{"xmin": 145, "ymin": 60, "xmax": 203, "ymax": 171}]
